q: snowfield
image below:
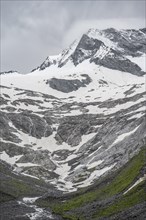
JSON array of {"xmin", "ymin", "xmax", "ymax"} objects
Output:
[{"xmin": 0, "ymin": 27, "xmax": 146, "ymax": 192}]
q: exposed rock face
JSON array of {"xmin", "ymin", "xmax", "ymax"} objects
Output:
[
  {"xmin": 91, "ymin": 48, "xmax": 144, "ymax": 76},
  {"xmin": 0, "ymin": 27, "xmax": 146, "ymax": 196},
  {"xmin": 104, "ymin": 202, "xmax": 146, "ymax": 220},
  {"xmin": 0, "ymin": 70, "xmax": 18, "ymax": 75},
  {"xmin": 140, "ymin": 28, "xmax": 146, "ymax": 34},
  {"xmin": 47, "ymin": 74, "xmax": 91, "ymax": 93},
  {"xmin": 0, "ymin": 28, "xmax": 146, "ymax": 220},
  {"xmin": 103, "ymin": 28, "xmax": 146, "ymax": 55},
  {"xmin": 0, "ymin": 82, "xmax": 145, "ymax": 193},
  {"xmin": 55, "ymin": 114, "xmax": 103, "ymax": 146},
  {"xmin": 71, "ymin": 34, "xmax": 103, "ymax": 65},
  {"xmin": 0, "ymin": 111, "xmax": 21, "ymax": 143},
  {"xmin": 17, "ymin": 150, "xmax": 56, "ymax": 170},
  {"xmin": 31, "ymin": 57, "xmax": 57, "ymax": 72},
  {"xmin": 8, "ymin": 112, "xmax": 53, "ymax": 138},
  {"xmin": 32, "ymin": 27, "xmax": 146, "ymax": 77}
]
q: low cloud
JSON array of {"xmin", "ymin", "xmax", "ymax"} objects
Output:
[
  {"xmin": 63, "ymin": 18, "xmax": 145, "ymax": 47},
  {"xmin": 1, "ymin": 0, "xmax": 145, "ymax": 73}
]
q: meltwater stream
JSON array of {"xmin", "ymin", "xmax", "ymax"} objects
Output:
[{"xmin": 18, "ymin": 197, "xmax": 55, "ymax": 220}]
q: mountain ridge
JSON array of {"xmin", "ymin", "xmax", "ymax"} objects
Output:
[
  {"xmin": 0, "ymin": 27, "xmax": 146, "ymax": 219},
  {"xmin": 29, "ymin": 27, "xmax": 146, "ymax": 75}
]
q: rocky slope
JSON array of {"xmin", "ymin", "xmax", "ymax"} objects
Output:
[{"xmin": 0, "ymin": 27, "xmax": 146, "ymax": 219}]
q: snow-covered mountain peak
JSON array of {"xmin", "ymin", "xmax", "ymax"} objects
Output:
[
  {"xmin": 31, "ymin": 54, "xmax": 62, "ymax": 72},
  {"xmin": 30, "ymin": 27, "xmax": 146, "ymax": 73},
  {"xmin": 58, "ymin": 39, "xmax": 79, "ymax": 67},
  {"xmin": 1, "ymin": 27, "xmax": 146, "ymax": 193},
  {"xmin": 86, "ymin": 28, "xmax": 118, "ymax": 49}
]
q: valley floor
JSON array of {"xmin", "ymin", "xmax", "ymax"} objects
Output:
[{"xmin": 1, "ymin": 147, "xmax": 146, "ymax": 220}]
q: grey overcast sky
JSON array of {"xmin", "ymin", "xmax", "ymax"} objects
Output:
[{"xmin": 1, "ymin": 0, "xmax": 146, "ymax": 73}]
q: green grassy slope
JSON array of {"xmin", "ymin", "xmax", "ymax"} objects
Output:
[
  {"xmin": 93, "ymin": 181, "xmax": 145, "ymax": 219},
  {"xmin": 0, "ymin": 161, "xmax": 49, "ymax": 203},
  {"xmin": 37, "ymin": 147, "xmax": 146, "ymax": 220}
]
